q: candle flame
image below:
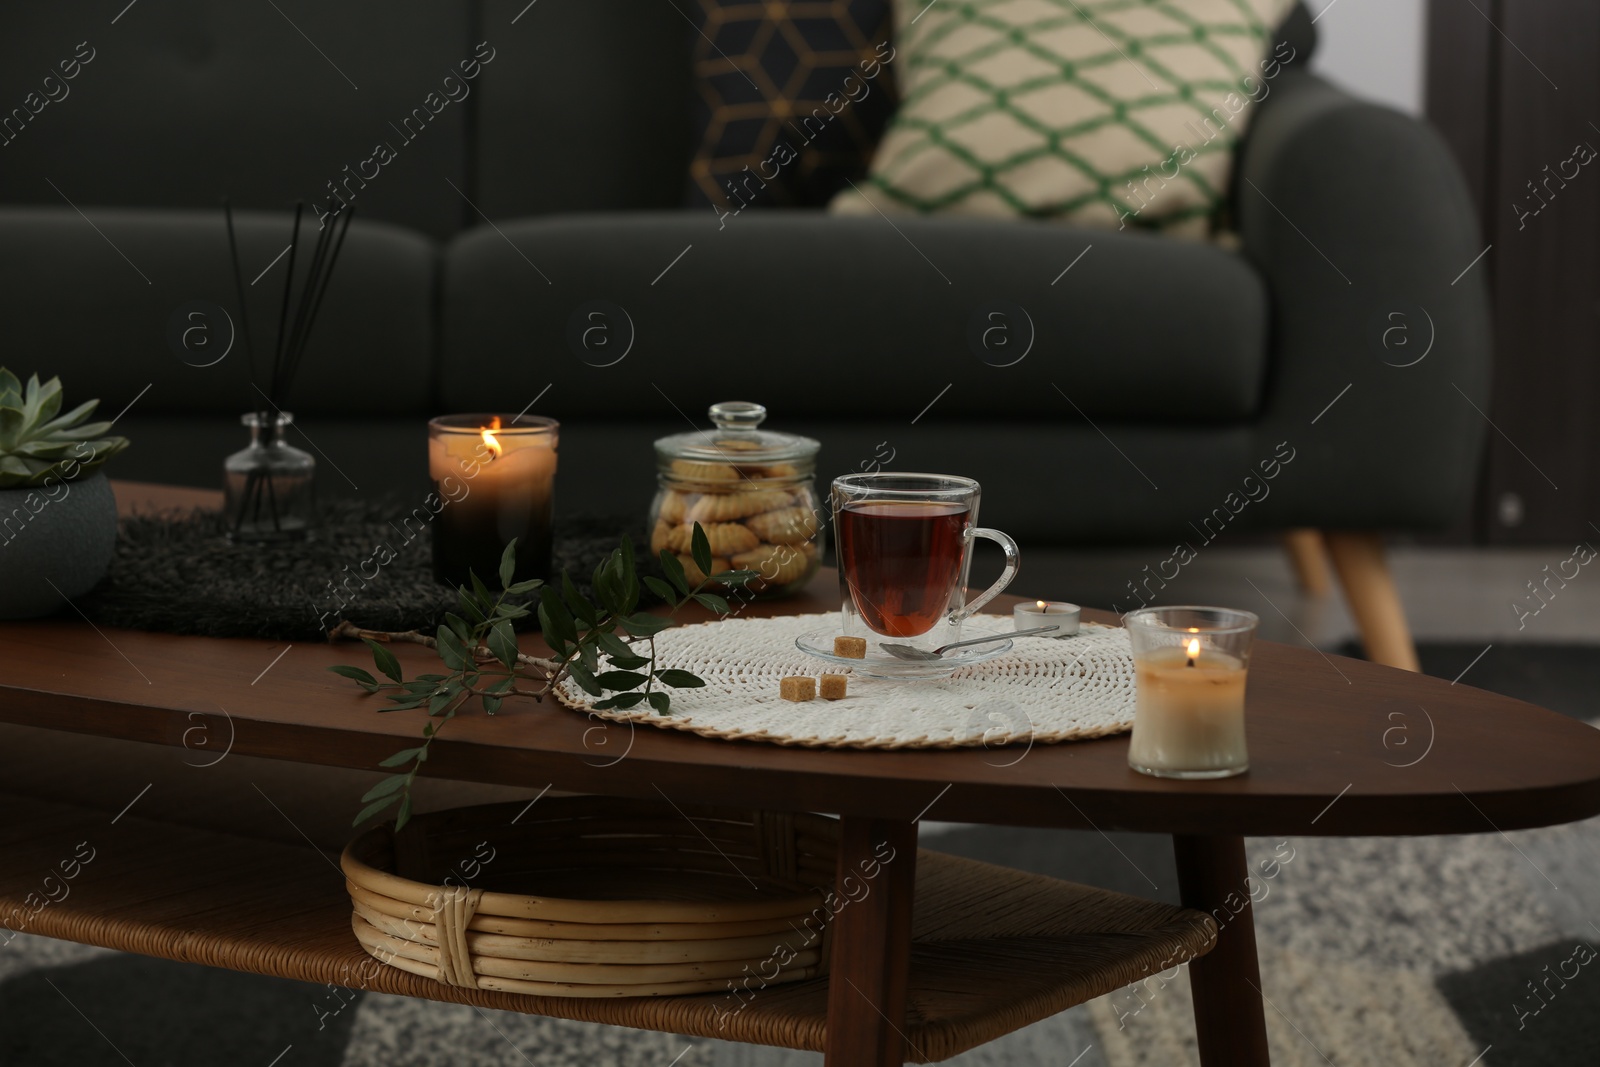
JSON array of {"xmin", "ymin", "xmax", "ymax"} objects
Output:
[
  {"xmin": 1037, "ymin": 600, "xmax": 1048, "ymax": 610},
  {"xmin": 1185, "ymin": 637, "xmax": 1201, "ymax": 661},
  {"xmin": 481, "ymin": 416, "xmax": 503, "ymax": 460}
]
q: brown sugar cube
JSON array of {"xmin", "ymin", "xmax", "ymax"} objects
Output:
[
  {"xmin": 780, "ymin": 676, "xmax": 816, "ymax": 702},
  {"xmin": 833, "ymin": 636, "xmax": 867, "ymax": 659},
  {"xmin": 819, "ymin": 674, "xmax": 848, "ymax": 700}
]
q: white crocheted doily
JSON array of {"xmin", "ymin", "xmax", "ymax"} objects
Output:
[{"xmin": 552, "ymin": 612, "xmax": 1135, "ymax": 750}]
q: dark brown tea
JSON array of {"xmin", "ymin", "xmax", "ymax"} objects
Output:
[{"xmin": 837, "ymin": 500, "xmax": 970, "ymax": 637}]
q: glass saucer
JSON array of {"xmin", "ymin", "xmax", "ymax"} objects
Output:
[{"xmin": 795, "ymin": 625, "xmax": 1015, "ymax": 680}]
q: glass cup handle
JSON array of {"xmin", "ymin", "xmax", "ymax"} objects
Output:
[{"xmin": 950, "ymin": 527, "xmax": 1020, "ymax": 622}]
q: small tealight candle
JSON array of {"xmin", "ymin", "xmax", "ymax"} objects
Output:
[
  {"xmin": 1014, "ymin": 600, "xmax": 1080, "ymax": 637},
  {"xmin": 1125, "ymin": 607, "xmax": 1258, "ymax": 779}
]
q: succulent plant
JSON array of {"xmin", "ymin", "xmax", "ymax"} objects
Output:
[{"xmin": 0, "ymin": 368, "xmax": 129, "ymax": 489}]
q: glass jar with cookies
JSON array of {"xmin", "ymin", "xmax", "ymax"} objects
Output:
[{"xmin": 649, "ymin": 401, "xmax": 822, "ymax": 599}]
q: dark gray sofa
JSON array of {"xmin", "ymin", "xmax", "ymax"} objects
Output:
[{"xmin": 0, "ymin": 2, "xmax": 1489, "ymax": 662}]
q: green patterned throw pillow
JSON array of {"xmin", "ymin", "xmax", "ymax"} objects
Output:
[{"xmin": 830, "ymin": 0, "xmax": 1298, "ymax": 235}]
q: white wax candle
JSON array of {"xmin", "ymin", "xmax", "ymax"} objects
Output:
[
  {"xmin": 428, "ymin": 425, "xmax": 557, "ymax": 499},
  {"xmin": 1127, "ymin": 645, "xmax": 1249, "ymax": 777},
  {"xmin": 1013, "ymin": 600, "xmax": 1080, "ymax": 637}
]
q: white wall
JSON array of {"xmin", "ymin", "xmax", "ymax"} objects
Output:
[{"xmin": 1305, "ymin": 0, "xmax": 1428, "ymax": 115}]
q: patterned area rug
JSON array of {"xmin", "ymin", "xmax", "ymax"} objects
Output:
[{"xmin": 2, "ymin": 644, "xmax": 1595, "ymax": 1065}]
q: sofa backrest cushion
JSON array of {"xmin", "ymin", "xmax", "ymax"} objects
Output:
[
  {"xmin": 0, "ymin": 2, "xmax": 473, "ymax": 239},
  {"xmin": 0, "ymin": 207, "xmax": 436, "ymax": 417}
]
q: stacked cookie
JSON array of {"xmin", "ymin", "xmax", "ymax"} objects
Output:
[{"xmin": 650, "ymin": 458, "xmax": 821, "ymax": 594}]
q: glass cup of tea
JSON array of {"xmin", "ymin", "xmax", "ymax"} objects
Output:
[{"xmin": 831, "ymin": 473, "xmax": 1020, "ymax": 650}]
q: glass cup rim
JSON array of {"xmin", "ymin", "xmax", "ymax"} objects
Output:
[
  {"xmin": 1123, "ymin": 605, "xmax": 1260, "ymax": 635},
  {"xmin": 833, "ymin": 472, "xmax": 980, "ymax": 497},
  {"xmin": 429, "ymin": 413, "xmax": 559, "ymax": 435}
]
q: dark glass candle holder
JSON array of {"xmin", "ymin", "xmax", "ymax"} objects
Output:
[{"xmin": 427, "ymin": 414, "xmax": 558, "ymax": 588}]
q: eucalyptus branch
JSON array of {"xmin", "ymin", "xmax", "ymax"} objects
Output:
[
  {"xmin": 330, "ymin": 524, "xmax": 755, "ymax": 831},
  {"xmin": 328, "ymin": 619, "xmax": 558, "ymax": 672}
]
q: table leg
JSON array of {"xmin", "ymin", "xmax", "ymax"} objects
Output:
[
  {"xmin": 1173, "ymin": 834, "xmax": 1271, "ymax": 1067},
  {"xmin": 823, "ymin": 817, "xmax": 919, "ymax": 1067}
]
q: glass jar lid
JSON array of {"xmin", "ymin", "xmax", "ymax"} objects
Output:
[{"xmin": 654, "ymin": 401, "xmax": 819, "ymax": 470}]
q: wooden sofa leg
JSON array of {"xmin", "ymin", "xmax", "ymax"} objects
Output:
[
  {"xmin": 1282, "ymin": 528, "xmax": 1332, "ymax": 596},
  {"xmin": 1323, "ymin": 532, "xmax": 1421, "ymax": 672}
]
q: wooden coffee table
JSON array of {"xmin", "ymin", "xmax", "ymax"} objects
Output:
[{"xmin": 3, "ymin": 482, "xmax": 1599, "ymax": 1066}]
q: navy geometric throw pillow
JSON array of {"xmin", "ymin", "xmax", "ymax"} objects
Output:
[{"xmin": 685, "ymin": 0, "xmax": 898, "ymax": 215}]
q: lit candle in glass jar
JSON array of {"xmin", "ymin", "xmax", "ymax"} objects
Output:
[
  {"xmin": 427, "ymin": 414, "xmax": 558, "ymax": 588},
  {"xmin": 1125, "ymin": 607, "xmax": 1258, "ymax": 779}
]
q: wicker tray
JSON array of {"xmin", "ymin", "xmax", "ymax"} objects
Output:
[{"xmin": 341, "ymin": 796, "xmax": 838, "ymax": 998}]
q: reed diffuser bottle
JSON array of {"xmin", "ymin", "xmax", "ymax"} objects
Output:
[
  {"xmin": 224, "ymin": 411, "xmax": 314, "ymax": 542},
  {"xmin": 219, "ymin": 197, "xmax": 354, "ymax": 544}
]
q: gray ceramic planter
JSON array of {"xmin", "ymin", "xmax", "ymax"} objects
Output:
[{"xmin": 0, "ymin": 472, "xmax": 118, "ymax": 619}]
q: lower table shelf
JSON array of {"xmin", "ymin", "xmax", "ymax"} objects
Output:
[{"xmin": 0, "ymin": 793, "xmax": 1215, "ymax": 1063}]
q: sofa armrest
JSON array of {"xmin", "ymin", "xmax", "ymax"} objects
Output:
[{"xmin": 1235, "ymin": 70, "xmax": 1493, "ymax": 530}]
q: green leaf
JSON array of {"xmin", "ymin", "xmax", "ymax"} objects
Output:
[
  {"xmin": 487, "ymin": 619, "xmax": 519, "ymax": 670},
  {"xmin": 691, "ymin": 592, "xmax": 731, "ymax": 615},
  {"xmin": 579, "ymin": 640, "xmax": 599, "ymax": 673},
  {"xmin": 538, "ymin": 586, "xmax": 578, "ymax": 646},
  {"xmin": 642, "ymin": 576, "xmax": 678, "ymax": 604},
  {"xmin": 378, "ymin": 747, "xmax": 423, "ymax": 768},
  {"xmin": 659, "ymin": 550, "xmax": 690, "ymax": 596},
  {"xmin": 481, "ymin": 693, "xmax": 502, "ymax": 715},
  {"xmin": 458, "ymin": 588, "xmax": 486, "ymax": 623},
  {"xmin": 507, "ymin": 578, "xmax": 543, "ymax": 595},
  {"xmin": 655, "ymin": 669, "xmax": 707, "ymax": 689},
  {"xmin": 596, "ymin": 670, "xmax": 649, "ymax": 691},
  {"xmin": 596, "ymin": 630, "xmax": 635, "ymax": 661},
  {"xmin": 395, "ymin": 793, "xmax": 414, "ymax": 833},
  {"xmin": 485, "ymin": 674, "xmax": 516, "ymax": 695},
  {"xmin": 562, "ymin": 570, "xmax": 599, "ymax": 625},
  {"xmin": 427, "ymin": 684, "xmax": 461, "ymax": 714},
  {"xmin": 592, "ymin": 557, "xmax": 620, "ymax": 616},
  {"xmin": 443, "ymin": 614, "xmax": 472, "ymax": 643},
  {"xmin": 29, "ymin": 398, "xmax": 98, "ymax": 438},
  {"xmin": 618, "ymin": 535, "xmax": 640, "ymax": 612},
  {"xmin": 362, "ymin": 638, "xmax": 403, "ymax": 683},
  {"xmin": 717, "ymin": 568, "xmax": 759, "ymax": 588},
  {"xmin": 380, "ymin": 696, "xmax": 426, "ymax": 712},
  {"xmin": 567, "ymin": 661, "xmax": 603, "ymax": 697},
  {"xmin": 647, "ymin": 692, "xmax": 672, "ymax": 715},
  {"xmin": 594, "ymin": 630, "xmax": 648, "ymax": 669},
  {"xmin": 361, "ymin": 774, "xmax": 410, "ymax": 803},
  {"xmin": 620, "ymin": 611, "xmax": 673, "ymax": 637},
  {"xmin": 353, "ymin": 794, "xmax": 400, "ymax": 827},
  {"xmin": 470, "ymin": 570, "xmax": 493, "ymax": 612},
  {"xmin": 499, "ymin": 538, "xmax": 519, "ymax": 589},
  {"xmin": 690, "ymin": 523, "xmax": 713, "ymax": 579},
  {"xmin": 328, "ymin": 664, "xmax": 378, "ymax": 688},
  {"xmin": 435, "ymin": 626, "xmax": 470, "ymax": 671},
  {"xmin": 592, "ymin": 692, "xmax": 646, "ymax": 710}
]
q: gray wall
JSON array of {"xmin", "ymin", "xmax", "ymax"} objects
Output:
[{"xmin": 1308, "ymin": 0, "xmax": 1428, "ymax": 115}]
